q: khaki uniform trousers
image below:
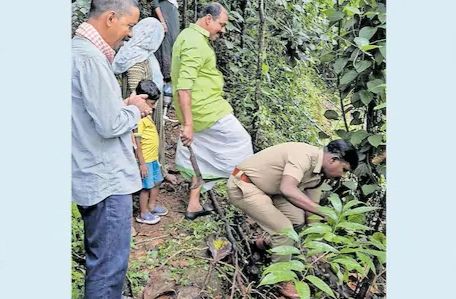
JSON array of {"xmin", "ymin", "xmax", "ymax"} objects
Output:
[{"xmin": 227, "ymin": 172, "xmax": 310, "ymax": 263}]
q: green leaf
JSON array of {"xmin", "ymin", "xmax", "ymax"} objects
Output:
[
  {"xmin": 224, "ymin": 40, "xmax": 234, "ymax": 49},
  {"xmin": 328, "ymin": 193, "xmax": 342, "ymax": 213},
  {"xmin": 336, "ymin": 221, "xmax": 372, "ymax": 232},
  {"xmin": 342, "ymin": 179, "xmax": 358, "ymax": 190},
  {"xmin": 361, "ymin": 249, "xmax": 386, "ymax": 264},
  {"xmin": 306, "ymin": 241, "xmax": 339, "ymax": 253},
  {"xmin": 270, "ymin": 245, "xmax": 301, "ymax": 256},
  {"xmin": 324, "ymin": 9, "xmax": 345, "ymax": 22},
  {"xmin": 324, "ymin": 109, "xmax": 339, "ymax": 120},
  {"xmin": 334, "ymin": 57, "xmax": 349, "ymax": 74},
  {"xmin": 340, "ymin": 70, "xmax": 358, "ymax": 85},
  {"xmin": 305, "ymin": 275, "xmax": 335, "ymax": 298},
  {"xmin": 350, "ymin": 130, "xmax": 369, "ymax": 145},
  {"xmin": 367, "ymin": 79, "xmax": 386, "ymax": 94},
  {"xmin": 230, "ymin": 10, "xmax": 244, "ymax": 22},
  {"xmin": 368, "ymin": 238, "xmax": 386, "ymax": 251},
  {"xmin": 293, "ymin": 4, "xmax": 303, "ymax": 12},
  {"xmin": 323, "ymin": 232, "xmax": 353, "ymax": 245},
  {"xmin": 318, "ymin": 131, "xmax": 331, "ymax": 139},
  {"xmin": 280, "ymin": 227, "xmax": 300, "ymax": 242},
  {"xmin": 343, "ymin": 206, "xmax": 379, "ymax": 217},
  {"xmin": 379, "ymin": 45, "xmax": 386, "ymax": 59},
  {"xmin": 354, "ymin": 37, "xmax": 369, "ymax": 48},
  {"xmin": 359, "ymin": 26, "xmax": 378, "ymax": 40},
  {"xmin": 300, "ymin": 224, "xmax": 332, "ymax": 236},
  {"xmin": 259, "ymin": 270, "xmax": 297, "ymax": 286},
  {"xmin": 320, "ymin": 52, "xmax": 335, "ymax": 63},
  {"xmin": 371, "ymin": 232, "xmax": 387, "ymax": 245},
  {"xmin": 320, "ymin": 182, "xmax": 332, "ymax": 191},
  {"xmin": 348, "ymin": 214, "xmax": 365, "ymax": 224},
  {"xmin": 343, "ymin": 6, "xmax": 362, "ymax": 15},
  {"xmin": 354, "ymin": 60, "xmax": 372, "ymax": 73},
  {"xmin": 261, "ymin": 63, "xmax": 269, "ymax": 75},
  {"xmin": 361, "ymin": 44, "xmax": 380, "ymax": 52},
  {"xmin": 295, "ymin": 281, "xmax": 311, "ymax": 299},
  {"xmin": 362, "ymin": 183, "xmax": 380, "ymax": 195},
  {"xmin": 374, "ymin": 102, "xmax": 386, "ymax": 110},
  {"xmin": 367, "ymin": 134, "xmax": 383, "ymax": 147},
  {"xmin": 318, "ymin": 206, "xmax": 339, "ymax": 222},
  {"xmin": 335, "ymin": 129, "xmax": 348, "ymax": 139},
  {"xmin": 263, "ymin": 260, "xmax": 306, "ymax": 274},
  {"xmin": 357, "ymin": 252, "xmax": 376, "ymax": 274},
  {"xmin": 359, "ymin": 90, "xmax": 374, "ymax": 106},
  {"xmin": 330, "ymin": 262, "xmax": 344, "ymax": 283},
  {"xmin": 331, "ymin": 256, "xmax": 364, "ymax": 272}
]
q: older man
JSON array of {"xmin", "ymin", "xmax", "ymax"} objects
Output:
[
  {"xmin": 72, "ymin": 0, "xmax": 151, "ymax": 297},
  {"xmin": 227, "ymin": 140, "xmax": 359, "ymax": 298},
  {"xmin": 171, "ymin": 2, "xmax": 253, "ymax": 220}
]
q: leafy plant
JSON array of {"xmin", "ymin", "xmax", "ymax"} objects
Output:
[
  {"xmin": 71, "ymin": 204, "xmax": 85, "ymax": 299},
  {"xmin": 259, "ymin": 195, "xmax": 385, "ymax": 298}
]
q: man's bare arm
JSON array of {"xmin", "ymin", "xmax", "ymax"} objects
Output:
[{"xmin": 279, "ymin": 175, "xmax": 325, "ymax": 217}]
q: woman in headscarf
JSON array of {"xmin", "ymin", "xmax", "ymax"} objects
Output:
[
  {"xmin": 112, "ymin": 17, "xmax": 165, "ymax": 92},
  {"xmin": 152, "ymin": 0, "xmax": 180, "ymax": 81},
  {"xmin": 113, "ymin": 17, "xmax": 177, "ymax": 185}
]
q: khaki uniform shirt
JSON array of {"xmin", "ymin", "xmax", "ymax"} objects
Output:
[{"xmin": 237, "ymin": 142, "xmax": 324, "ymax": 202}]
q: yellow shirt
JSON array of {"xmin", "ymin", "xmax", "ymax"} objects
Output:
[{"xmin": 137, "ymin": 116, "xmax": 159, "ymax": 162}]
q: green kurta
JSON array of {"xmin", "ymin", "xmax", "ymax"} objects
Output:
[{"xmin": 171, "ymin": 23, "xmax": 233, "ymax": 132}]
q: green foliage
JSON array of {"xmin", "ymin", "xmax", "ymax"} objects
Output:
[
  {"xmin": 214, "ymin": 0, "xmax": 339, "ymax": 150},
  {"xmin": 127, "ymin": 260, "xmax": 150, "ymax": 297},
  {"xmin": 71, "ymin": 0, "xmax": 90, "ymax": 35},
  {"xmin": 260, "ymin": 196, "xmax": 386, "ymax": 298},
  {"xmin": 71, "ymin": 204, "xmax": 85, "ymax": 299}
]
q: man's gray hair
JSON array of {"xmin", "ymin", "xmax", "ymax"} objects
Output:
[
  {"xmin": 198, "ymin": 2, "xmax": 225, "ymax": 19},
  {"xmin": 89, "ymin": 0, "xmax": 139, "ymax": 18}
]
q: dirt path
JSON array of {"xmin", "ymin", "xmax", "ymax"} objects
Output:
[{"xmin": 127, "ymin": 112, "xmax": 220, "ymax": 299}]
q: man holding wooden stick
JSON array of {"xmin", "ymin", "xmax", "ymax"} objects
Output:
[{"xmin": 172, "ymin": 2, "xmax": 253, "ymax": 220}]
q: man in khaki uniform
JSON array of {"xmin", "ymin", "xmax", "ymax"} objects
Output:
[{"xmin": 227, "ymin": 139, "xmax": 358, "ymax": 298}]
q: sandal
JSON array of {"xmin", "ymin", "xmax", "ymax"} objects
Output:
[
  {"xmin": 136, "ymin": 212, "xmax": 161, "ymax": 225},
  {"xmin": 150, "ymin": 204, "xmax": 169, "ymax": 216}
]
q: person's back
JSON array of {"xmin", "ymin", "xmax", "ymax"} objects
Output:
[{"xmin": 238, "ymin": 142, "xmax": 322, "ymax": 195}]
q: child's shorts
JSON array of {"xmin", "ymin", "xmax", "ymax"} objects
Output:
[{"xmin": 142, "ymin": 160, "xmax": 164, "ymax": 189}]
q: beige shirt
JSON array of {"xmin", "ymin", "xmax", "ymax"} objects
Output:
[{"xmin": 238, "ymin": 142, "xmax": 324, "ymax": 202}]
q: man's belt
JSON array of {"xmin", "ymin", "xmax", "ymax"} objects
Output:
[{"xmin": 232, "ymin": 167, "xmax": 252, "ymax": 184}]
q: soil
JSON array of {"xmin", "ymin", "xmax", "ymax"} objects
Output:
[{"xmin": 129, "ymin": 110, "xmax": 189, "ymax": 299}]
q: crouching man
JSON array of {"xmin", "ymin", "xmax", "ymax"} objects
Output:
[{"xmin": 227, "ymin": 140, "xmax": 358, "ymax": 298}]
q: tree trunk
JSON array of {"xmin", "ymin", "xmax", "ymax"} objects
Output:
[{"xmin": 251, "ymin": 0, "xmax": 265, "ymax": 151}]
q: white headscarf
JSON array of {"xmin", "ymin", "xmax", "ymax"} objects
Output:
[
  {"xmin": 167, "ymin": 0, "xmax": 178, "ymax": 8},
  {"xmin": 112, "ymin": 17, "xmax": 165, "ymax": 90}
]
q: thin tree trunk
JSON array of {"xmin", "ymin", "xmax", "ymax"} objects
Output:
[
  {"xmin": 240, "ymin": 0, "xmax": 248, "ymax": 48},
  {"xmin": 183, "ymin": 0, "xmax": 188, "ymax": 28},
  {"xmin": 251, "ymin": 0, "xmax": 265, "ymax": 151},
  {"xmin": 194, "ymin": 0, "xmax": 198, "ymax": 22},
  {"xmin": 336, "ymin": 0, "xmax": 350, "ymax": 132}
]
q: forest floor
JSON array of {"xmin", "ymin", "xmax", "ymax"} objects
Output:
[{"xmin": 125, "ymin": 111, "xmax": 273, "ymax": 299}]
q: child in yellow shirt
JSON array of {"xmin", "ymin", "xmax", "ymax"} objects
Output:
[{"xmin": 134, "ymin": 80, "xmax": 168, "ymax": 224}]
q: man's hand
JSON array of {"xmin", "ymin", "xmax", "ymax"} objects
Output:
[
  {"xmin": 139, "ymin": 164, "xmax": 148, "ymax": 179},
  {"xmin": 161, "ymin": 21, "xmax": 168, "ymax": 32},
  {"xmin": 180, "ymin": 124, "xmax": 193, "ymax": 146},
  {"xmin": 127, "ymin": 93, "xmax": 152, "ymax": 117}
]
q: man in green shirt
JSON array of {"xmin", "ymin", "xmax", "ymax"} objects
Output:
[{"xmin": 171, "ymin": 2, "xmax": 253, "ymax": 220}]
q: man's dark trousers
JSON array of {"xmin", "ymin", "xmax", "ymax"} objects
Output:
[{"xmin": 78, "ymin": 194, "xmax": 132, "ymax": 299}]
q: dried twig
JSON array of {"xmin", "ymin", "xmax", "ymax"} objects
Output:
[{"xmin": 158, "ymin": 247, "xmax": 207, "ymax": 270}]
